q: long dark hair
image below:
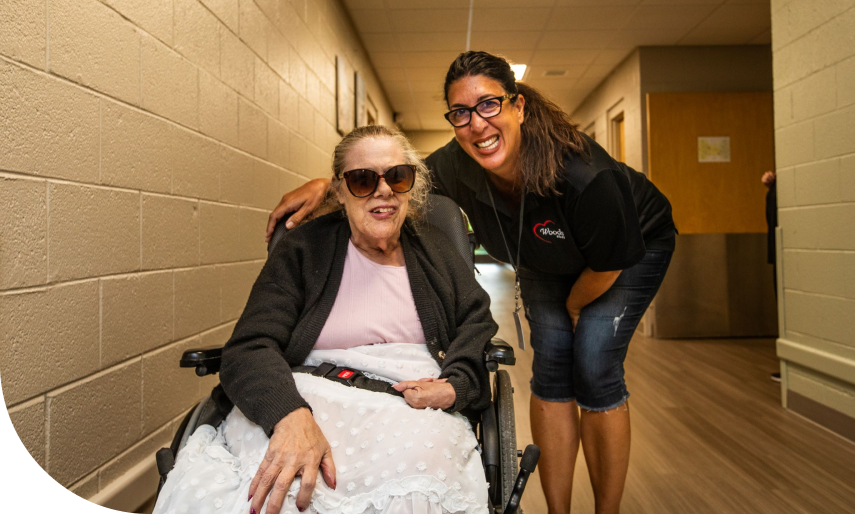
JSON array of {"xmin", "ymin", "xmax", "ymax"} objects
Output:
[{"xmin": 443, "ymin": 51, "xmax": 588, "ymax": 196}]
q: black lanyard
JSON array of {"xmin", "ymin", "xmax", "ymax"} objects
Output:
[{"xmin": 485, "ymin": 180, "xmax": 527, "ymax": 350}]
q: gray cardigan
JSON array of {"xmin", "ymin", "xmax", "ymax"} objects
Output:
[{"xmin": 215, "ymin": 211, "xmax": 498, "ymax": 435}]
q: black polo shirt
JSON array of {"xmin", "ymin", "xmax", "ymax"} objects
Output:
[{"xmin": 425, "ymin": 135, "xmax": 676, "ymax": 277}]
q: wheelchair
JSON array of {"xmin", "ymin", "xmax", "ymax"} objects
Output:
[{"xmin": 155, "ymin": 195, "xmax": 540, "ymax": 513}]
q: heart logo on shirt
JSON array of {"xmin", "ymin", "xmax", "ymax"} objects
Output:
[{"xmin": 533, "ymin": 220, "xmax": 566, "ymax": 243}]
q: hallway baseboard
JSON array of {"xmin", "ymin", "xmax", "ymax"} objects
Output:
[
  {"xmin": 777, "ymin": 337, "xmax": 855, "ymax": 388},
  {"xmin": 788, "ymin": 391, "xmax": 855, "ymax": 443},
  {"xmin": 88, "ymin": 455, "xmax": 157, "ymax": 513}
]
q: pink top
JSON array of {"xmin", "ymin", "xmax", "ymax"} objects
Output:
[{"xmin": 314, "ymin": 240, "xmax": 427, "ymax": 350}]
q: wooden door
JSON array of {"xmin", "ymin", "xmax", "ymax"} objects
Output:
[{"xmin": 646, "ymin": 92, "xmax": 774, "ymax": 234}]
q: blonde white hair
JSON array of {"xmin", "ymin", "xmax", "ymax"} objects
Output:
[{"xmin": 321, "ymin": 125, "xmax": 432, "ymax": 222}]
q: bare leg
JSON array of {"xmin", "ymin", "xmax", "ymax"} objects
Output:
[
  {"xmin": 580, "ymin": 401, "xmax": 631, "ymax": 514},
  {"xmin": 530, "ymin": 396, "xmax": 580, "ymax": 514}
]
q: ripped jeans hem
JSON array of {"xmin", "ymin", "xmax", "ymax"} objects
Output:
[
  {"xmin": 530, "ymin": 388, "xmax": 577, "ymax": 404},
  {"xmin": 576, "ymin": 394, "xmax": 630, "ymax": 413}
]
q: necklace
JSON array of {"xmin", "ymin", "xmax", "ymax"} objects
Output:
[{"xmin": 485, "ymin": 179, "xmax": 527, "ymax": 350}]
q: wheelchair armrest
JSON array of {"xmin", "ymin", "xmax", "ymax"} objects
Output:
[
  {"xmin": 484, "ymin": 337, "xmax": 515, "ymax": 372},
  {"xmin": 179, "ymin": 346, "xmax": 223, "ymax": 377}
]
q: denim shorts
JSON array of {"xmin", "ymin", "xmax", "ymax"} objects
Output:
[{"xmin": 521, "ymin": 250, "xmax": 672, "ymax": 411}]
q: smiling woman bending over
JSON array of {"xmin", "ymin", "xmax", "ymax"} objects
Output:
[{"xmin": 153, "ymin": 125, "xmax": 498, "ymax": 514}]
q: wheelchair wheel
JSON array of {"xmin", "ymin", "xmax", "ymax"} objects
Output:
[{"xmin": 495, "ymin": 369, "xmax": 519, "ymax": 509}]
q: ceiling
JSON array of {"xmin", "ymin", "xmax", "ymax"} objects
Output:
[{"xmin": 341, "ymin": 0, "xmax": 772, "ymax": 131}]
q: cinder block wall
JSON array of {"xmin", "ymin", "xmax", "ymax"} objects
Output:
[
  {"xmin": 0, "ymin": 0, "xmax": 391, "ymax": 504},
  {"xmin": 772, "ymin": 0, "xmax": 855, "ymax": 434}
]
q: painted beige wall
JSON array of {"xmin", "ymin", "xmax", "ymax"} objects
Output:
[
  {"xmin": 0, "ymin": 0, "xmax": 392, "ymax": 508},
  {"xmin": 771, "ymin": 0, "xmax": 855, "ymax": 420},
  {"xmin": 405, "ymin": 129, "xmax": 455, "ymax": 159},
  {"xmin": 571, "ymin": 46, "xmax": 773, "ymax": 176},
  {"xmin": 638, "ymin": 45, "xmax": 773, "ymax": 174},
  {"xmin": 571, "ymin": 50, "xmax": 643, "ymax": 172}
]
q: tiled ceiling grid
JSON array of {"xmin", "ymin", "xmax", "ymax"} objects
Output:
[{"xmin": 343, "ymin": 0, "xmax": 771, "ymax": 130}]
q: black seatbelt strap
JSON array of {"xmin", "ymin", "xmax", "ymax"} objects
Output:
[{"xmin": 292, "ymin": 364, "xmax": 404, "ymax": 398}]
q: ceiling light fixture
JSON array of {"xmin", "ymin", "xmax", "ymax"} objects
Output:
[{"xmin": 511, "ymin": 64, "xmax": 527, "ymax": 81}]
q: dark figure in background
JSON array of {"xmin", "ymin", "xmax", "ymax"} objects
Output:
[{"xmin": 763, "ymin": 170, "xmax": 780, "ymax": 383}]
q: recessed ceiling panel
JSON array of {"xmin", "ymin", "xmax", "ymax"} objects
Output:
[
  {"xmin": 526, "ymin": 64, "xmax": 588, "ymax": 81},
  {"xmin": 471, "ymin": 8, "xmax": 553, "ymax": 32},
  {"xmin": 469, "ymin": 31, "xmax": 541, "ymax": 50},
  {"xmin": 384, "ymin": 89, "xmax": 415, "ymax": 108},
  {"xmin": 488, "ymin": 49, "xmax": 535, "ymax": 64},
  {"xmin": 547, "ymin": 7, "xmax": 636, "ymax": 31},
  {"xmin": 606, "ymin": 29, "xmax": 687, "ymax": 47},
  {"xmin": 400, "ymin": 51, "xmax": 466, "ymax": 68},
  {"xmin": 396, "ymin": 32, "xmax": 468, "ymax": 52},
  {"xmin": 370, "ymin": 52, "xmax": 404, "ymax": 68},
  {"xmin": 539, "ymin": 31, "xmax": 618, "ymax": 49},
  {"xmin": 680, "ymin": 4, "xmax": 773, "ymax": 45},
  {"xmin": 343, "ymin": 0, "xmax": 770, "ymax": 128},
  {"xmin": 387, "ymin": 9, "xmax": 470, "ymax": 33},
  {"xmin": 360, "ymin": 33, "xmax": 400, "ymax": 53},
  {"xmin": 404, "ymin": 67, "xmax": 449, "ymax": 84},
  {"xmin": 629, "ymin": 5, "xmax": 719, "ymax": 31},
  {"xmin": 382, "ymin": 80, "xmax": 412, "ymax": 94},
  {"xmin": 530, "ymin": 49, "xmax": 600, "ymax": 65}
]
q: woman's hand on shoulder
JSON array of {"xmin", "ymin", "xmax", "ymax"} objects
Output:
[
  {"xmin": 393, "ymin": 377, "xmax": 456, "ymax": 410},
  {"xmin": 248, "ymin": 407, "xmax": 335, "ymax": 514},
  {"xmin": 266, "ymin": 178, "xmax": 331, "ymax": 241}
]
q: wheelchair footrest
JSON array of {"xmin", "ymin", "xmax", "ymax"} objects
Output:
[{"xmin": 503, "ymin": 444, "xmax": 540, "ymax": 514}]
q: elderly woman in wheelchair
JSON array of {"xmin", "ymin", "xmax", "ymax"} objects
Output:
[{"xmin": 154, "ymin": 125, "xmax": 505, "ymax": 514}]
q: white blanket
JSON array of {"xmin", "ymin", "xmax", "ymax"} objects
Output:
[{"xmin": 153, "ymin": 343, "xmax": 489, "ymax": 514}]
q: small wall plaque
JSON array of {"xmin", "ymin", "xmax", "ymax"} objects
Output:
[{"xmin": 698, "ymin": 136, "xmax": 731, "ymax": 163}]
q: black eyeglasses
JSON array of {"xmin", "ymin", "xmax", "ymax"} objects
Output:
[
  {"xmin": 341, "ymin": 164, "xmax": 416, "ymax": 198},
  {"xmin": 444, "ymin": 93, "xmax": 518, "ymax": 127}
]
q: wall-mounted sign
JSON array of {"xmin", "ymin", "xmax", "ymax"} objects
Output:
[{"xmin": 698, "ymin": 136, "xmax": 731, "ymax": 163}]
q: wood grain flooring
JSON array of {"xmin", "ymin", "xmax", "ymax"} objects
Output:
[{"xmin": 475, "ymin": 263, "xmax": 855, "ymax": 514}]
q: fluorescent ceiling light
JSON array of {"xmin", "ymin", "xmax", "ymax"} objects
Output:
[{"xmin": 511, "ymin": 64, "xmax": 527, "ymax": 81}]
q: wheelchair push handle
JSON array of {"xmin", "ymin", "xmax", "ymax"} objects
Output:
[{"xmin": 503, "ymin": 444, "xmax": 540, "ymax": 514}]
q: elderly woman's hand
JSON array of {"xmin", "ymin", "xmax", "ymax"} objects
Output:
[
  {"xmin": 393, "ymin": 377, "xmax": 456, "ymax": 410},
  {"xmin": 248, "ymin": 407, "xmax": 336, "ymax": 514}
]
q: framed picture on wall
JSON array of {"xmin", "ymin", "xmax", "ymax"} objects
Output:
[
  {"xmin": 355, "ymin": 71, "xmax": 367, "ymax": 127},
  {"xmin": 336, "ymin": 56, "xmax": 354, "ymax": 135},
  {"xmin": 366, "ymin": 95, "xmax": 378, "ymax": 125}
]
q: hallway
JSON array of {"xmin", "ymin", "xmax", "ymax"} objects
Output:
[{"xmin": 476, "ymin": 263, "xmax": 855, "ymax": 514}]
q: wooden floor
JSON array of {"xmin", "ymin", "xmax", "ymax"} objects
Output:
[{"xmin": 475, "ymin": 263, "xmax": 855, "ymax": 514}]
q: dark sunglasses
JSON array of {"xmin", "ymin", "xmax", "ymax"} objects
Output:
[{"xmin": 341, "ymin": 164, "xmax": 416, "ymax": 198}]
